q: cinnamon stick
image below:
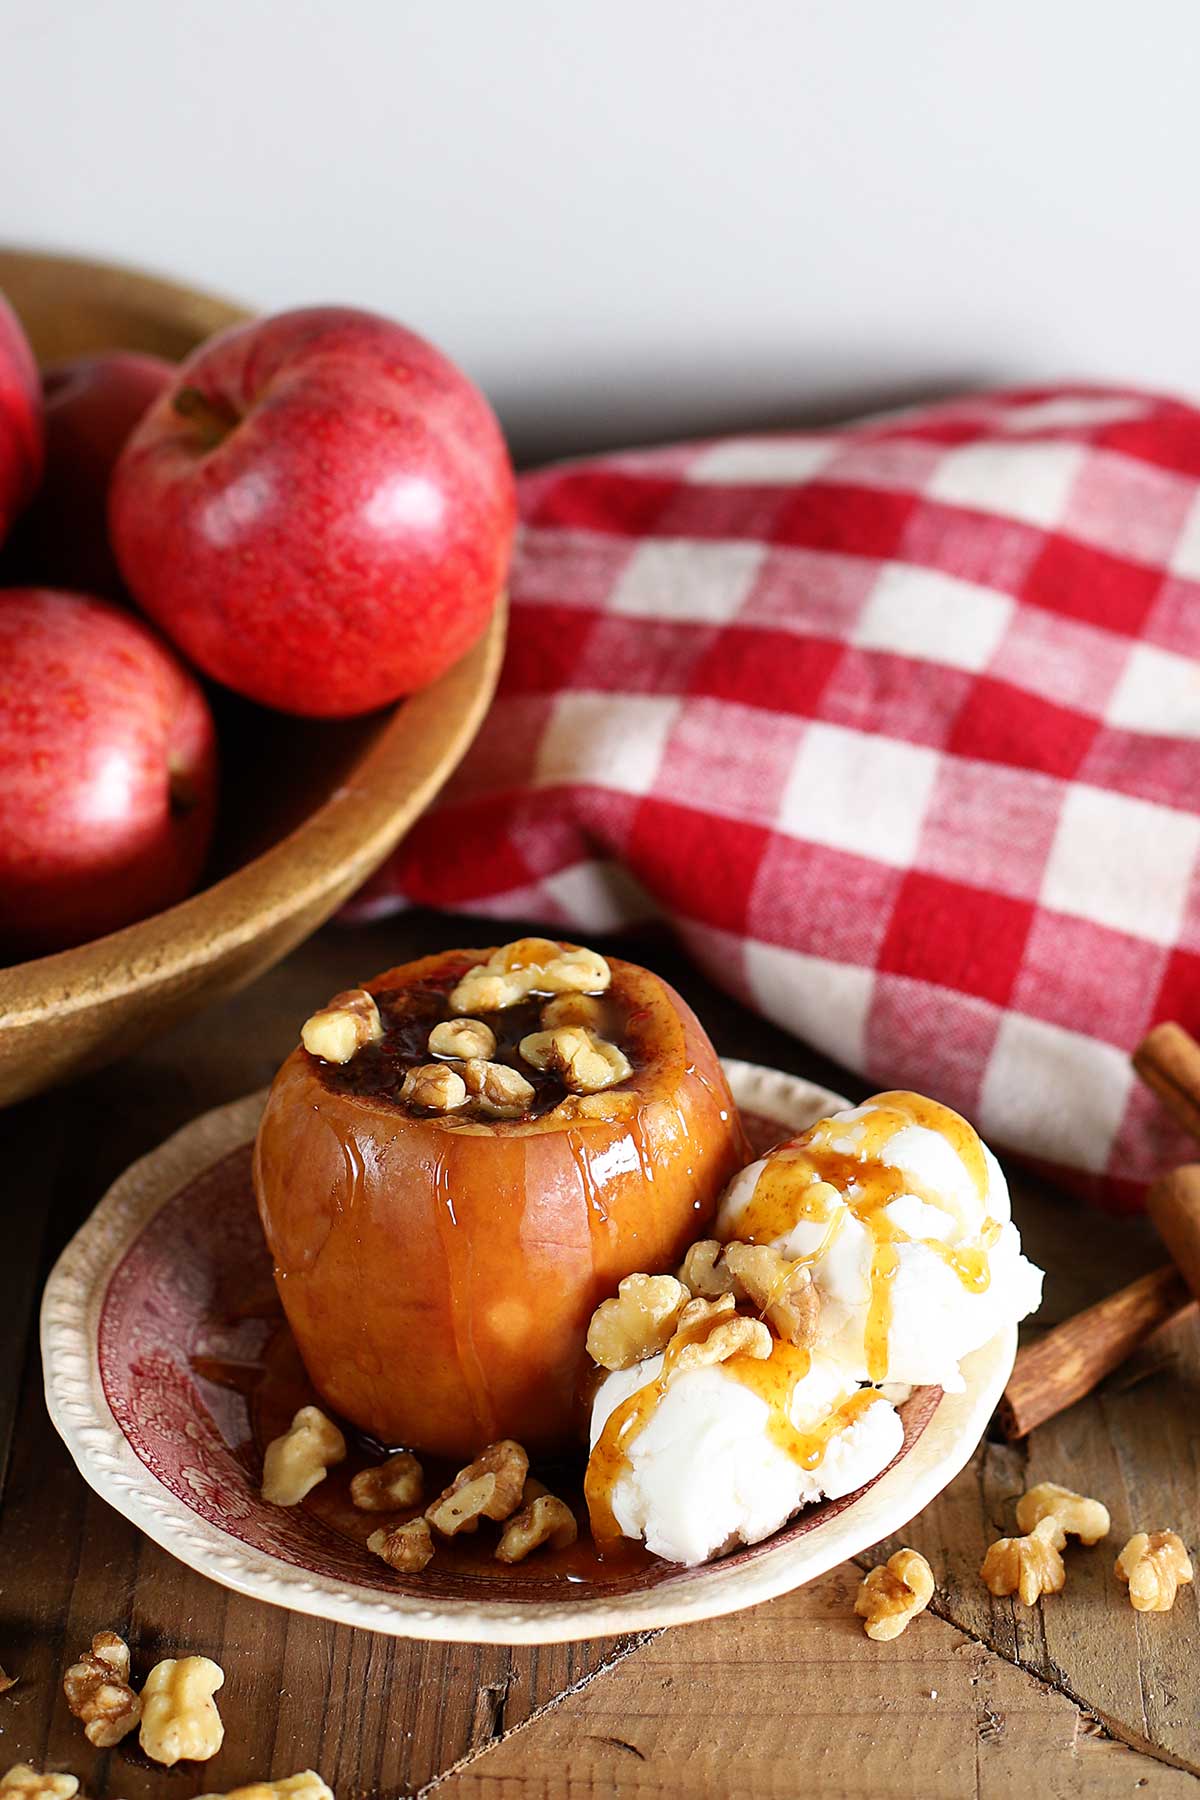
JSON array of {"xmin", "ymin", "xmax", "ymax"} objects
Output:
[
  {"xmin": 1133, "ymin": 1022, "xmax": 1200, "ymax": 1143},
  {"xmin": 996, "ymin": 1263, "xmax": 1193, "ymax": 1441},
  {"xmin": 1146, "ymin": 1165, "xmax": 1200, "ymax": 1307}
]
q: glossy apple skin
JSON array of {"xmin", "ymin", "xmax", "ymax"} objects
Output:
[
  {"xmin": 0, "ymin": 588, "xmax": 218, "ymax": 959},
  {"xmin": 0, "ymin": 294, "xmax": 43, "ymax": 545},
  {"xmin": 6, "ymin": 353, "xmax": 173, "ymax": 596},
  {"xmin": 253, "ymin": 950, "xmax": 749, "ymax": 1456},
  {"xmin": 109, "ymin": 306, "xmax": 516, "ymax": 717}
]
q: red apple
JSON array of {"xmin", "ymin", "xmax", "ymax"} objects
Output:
[
  {"xmin": 0, "ymin": 588, "xmax": 218, "ymax": 960},
  {"xmin": 5, "ymin": 352, "xmax": 173, "ymax": 595},
  {"xmin": 109, "ymin": 306, "xmax": 516, "ymax": 717},
  {"xmin": 0, "ymin": 294, "xmax": 42, "ymax": 545}
]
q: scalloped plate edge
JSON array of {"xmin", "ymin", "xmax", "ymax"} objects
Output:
[{"xmin": 40, "ymin": 1063, "xmax": 1016, "ymax": 1644}]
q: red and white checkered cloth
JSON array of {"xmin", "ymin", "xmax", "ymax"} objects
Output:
[{"xmin": 350, "ymin": 385, "xmax": 1200, "ymax": 1210}]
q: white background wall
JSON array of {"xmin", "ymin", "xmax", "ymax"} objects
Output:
[{"xmin": 5, "ymin": 1, "xmax": 1200, "ymax": 463}]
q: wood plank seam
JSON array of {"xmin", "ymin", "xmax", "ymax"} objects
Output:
[
  {"xmin": 415, "ymin": 1631, "xmax": 662, "ymax": 1798},
  {"xmin": 869, "ymin": 1572, "xmax": 1200, "ymax": 1784}
]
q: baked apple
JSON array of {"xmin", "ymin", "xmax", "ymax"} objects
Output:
[{"xmin": 253, "ymin": 938, "xmax": 748, "ymax": 1457}]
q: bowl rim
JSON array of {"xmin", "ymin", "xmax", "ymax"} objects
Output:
[
  {"xmin": 40, "ymin": 1059, "xmax": 1018, "ymax": 1644},
  {"xmin": 0, "ymin": 243, "xmax": 509, "ymax": 1050},
  {"xmin": 0, "ymin": 599, "xmax": 507, "ymax": 1026}
]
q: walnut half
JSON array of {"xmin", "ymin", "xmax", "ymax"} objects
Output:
[
  {"xmin": 720, "ymin": 1242, "xmax": 819, "ymax": 1348},
  {"xmin": 586, "ymin": 1274, "xmax": 690, "ymax": 1371},
  {"xmin": 980, "ymin": 1516, "xmax": 1066, "ymax": 1606},
  {"xmin": 62, "ymin": 1632, "xmax": 140, "ymax": 1748},
  {"xmin": 368, "ymin": 1517, "xmax": 435, "ymax": 1574},
  {"xmin": 461, "ymin": 1059, "xmax": 535, "ymax": 1119},
  {"xmin": 855, "ymin": 1548, "xmax": 935, "ymax": 1641},
  {"xmin": 194, "ymin": 1776, "xmax": 333, "ymax": 1800},
  {"xmin": 262, "ymin": 1405, "xmax": 347, "ymax": 1507},
  {"xmin": 667, "ymin": 1293, "xmax": 772, "ymax": 1377},
  {"xmin": 300, "ymin": 988, "xmax": 382, "ymax": 1064},
  {"xmin": 0, "ymin": 1771, "xmax": 80, "ymax": 1800},
  {"xmin": 400, "ymin": 1063, "xmax": 468, "ymax": 1113},
  {"xmin": 139, "ymin": 1655, "xmax": 225, "ymax": 1767},
  {"xmin": 425, "ymin": 1440, "xmax": 529, "ymax": 1537},
  {"xmin": 495, "ymin": 1482, "xmax": 579, "ymax": 1564},
  {"xmin": 449, "ymin": 939, "xmax": 611, "ymax": 1013},
  {"xmin": 350, "ymin": 1451, "xmax": 424, "ymax": 1512},
  {"xmin": 1115, "ymin": 1531, "xmax": 1194, "ymax": 1612},
  {"xmin": 519, "ymin": 1026, "xmax": 631, "ymax": 1095},
  {"xmin": 1016, "ymin": 1482, "xmax": 1110, "ymax": 1546}
]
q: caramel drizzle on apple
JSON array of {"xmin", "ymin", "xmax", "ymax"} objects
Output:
[{"xmin": 735, "ymin": 1092, "xmax": 998, "ymax": 1384}]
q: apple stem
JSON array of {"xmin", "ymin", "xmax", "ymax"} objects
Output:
[{"xmin": 173, "ymin": 386, "xmax": 239, "ymax": 448}]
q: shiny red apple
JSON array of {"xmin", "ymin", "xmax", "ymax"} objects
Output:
[
  {"xmin": 109, "ymin": 306, "xmax": 516, "ymax": 717},
  {"xmin": 6, "ymin": 352, "xmax": 173, "ymax": 595},
  {"xmin": 0, "ymin": 588, "xmax": 218, "ymax": 960},
  {"xmin": 0, "ymin": 294, "xmax": 42, "ymax": 546}
]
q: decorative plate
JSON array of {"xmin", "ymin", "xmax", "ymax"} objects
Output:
[{"xmin": 41, "ymin": 1061, "xmax": 1016, "ymax": 1644}]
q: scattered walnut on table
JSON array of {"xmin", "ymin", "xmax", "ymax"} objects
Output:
[
  {"xmin": 720, "ymin": 1242, "xmax": 819, "ymax": 1348},
  {"xmin": 586, "ymin": 1273, "xmax": 691, "ymax": 1371},
  {"xmin": 261, "ymin": 1404, "xmax": 347, "ymax": 1507},
  {"xmin": 449, "ymin": 939, "xmax": 611, "ymax": 1013},
  {"xmin": 368, "ymin": 1517, "xmax": 436, "ymax": 1574},
  {"xmin": 855, "ymin": 1548, "xmax": 935, "ymax": 1641},
  {"xmin": 981, "ymin": 1516, "xmax": 1067, "ymax": 1606},
  {"xmin": 300, "ymin": 988, "xmax": 382, "ymax": 1064},
  {"xmin": 425, "ymin": 1440, "xmax": 529, "ymax": 1537},
  {"xmin": 1115, "ymin": 1531, "xmax": 1194, "ymax": 1612},
  {"xmin": 400, "ymin": 1062, "xmax": 468, "ymax": 1113},
  {"xmin": 427, "ymin": 1017, "xmax": 497, "ymax": 1061},
  {"xmin": 0, "ymin": 1667, "xmax": 14, "ymax": 1694},
  {"xmin": 0, "ymin": 1769, "xmax": 80, "ymax": 1800},
  {"xmin": 194, "ymin": 1775, "xmax": 334, "ymax": 1800},
  {"xmin": 1016, "ymin": 1481, "xmax": 1110, "ymax": 1546},
  {"xmin": 460, "ymin": 1059, "xmax": 535, "ymax": 1118},
  {"xmin": 496, "ymin": 1480, "xmax": 579, "ymax": 1564},
  {"xmin": 519, "ymin": 1025, "xmax": 631, "ymax": 1094},
  {"xmin": 62, "ymin": 1631, "xmax": 140, "ymax": 1748},
  {"xmin": 350, "ymin": 1450, "xmax": 425, "ymax": 1512},
  {"xmin": 139, "ymin": 1655, "xmax": 225, "ymax": 1767}
]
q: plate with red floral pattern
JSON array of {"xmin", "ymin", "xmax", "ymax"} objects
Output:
[{"xmin": 40, "ymin": 1062, "xmax": 1015, "ymax": 1643}]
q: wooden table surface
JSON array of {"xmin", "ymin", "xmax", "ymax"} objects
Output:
[{"xmin": 1, "ymin": 912, "xmax": 1197, "ymax": 1799}]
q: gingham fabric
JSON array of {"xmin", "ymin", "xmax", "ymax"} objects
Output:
[{"xmin": 350, "ymin": 385, "xmax": 1200, "ymax": 1210}]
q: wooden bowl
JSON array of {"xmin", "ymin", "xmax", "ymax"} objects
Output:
[{"xmin": 0, "ymin": 248, "xmax": 508, "ymax": 1107}]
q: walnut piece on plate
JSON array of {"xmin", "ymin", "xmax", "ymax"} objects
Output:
[
  {"xmin": 350, "ymin": 1451, "xmax": 424, "ymax": 1512},
  {"xmin": 495, "ymin": 1482, "xmax": 579, "ymax": 1564},
  {"xmin": 368, "ymin": 1518, "xmax": 435, "ymax": 1574},
  {"xmin": 425, "ymin": 1440, "xmax": 529, "ymax": 1537},
  {"xmin": 262, "ymin": 1405, "xmax": 347, "ymax": 1507}
]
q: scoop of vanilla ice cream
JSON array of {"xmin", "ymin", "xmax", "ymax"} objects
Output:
[
  {"xmin": 588, "ymin": 1349, "xmax": 903, "ymax": 1566},
  {"xmin": 717, "ymin": 1096, "xmax": 1043, "ymax": 1392}
]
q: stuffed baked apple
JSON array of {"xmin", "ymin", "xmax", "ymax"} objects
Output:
[{"xmin": 253, "ymin": 938, "xmax": 747, "ymax": 1457}]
